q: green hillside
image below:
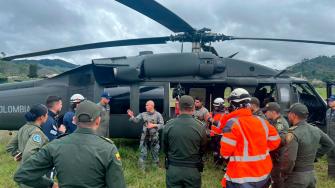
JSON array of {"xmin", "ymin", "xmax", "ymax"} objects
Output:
[
  {"xmin": 287, "ymin": 55, "xmax": 335, "ymax": 82},
  {"xmin": 0, "ymin": 59, "xmax": 78, "ymax": 83}
]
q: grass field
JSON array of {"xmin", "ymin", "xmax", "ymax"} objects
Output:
[
  {"xmin": 1, "ymin": 130, "xmax": 335, "ymax": 188},
  {"xmin": 316, "ymin": 87, "xmax": 327, "ymax": 99}
]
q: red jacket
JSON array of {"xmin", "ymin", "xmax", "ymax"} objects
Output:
[{"xmin": 220, "ymin": 108, "xmax": 281, "ymax": 187}]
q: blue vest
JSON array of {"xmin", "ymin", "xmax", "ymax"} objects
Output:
[
  {"xmin": 63, "ymin": 111, "xmax": 77, "ymax": 134},
  {"xmin": 41, "ymin": 110, "xmax": 59, "ymax": 141}
]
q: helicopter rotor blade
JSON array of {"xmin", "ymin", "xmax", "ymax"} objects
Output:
[
  {"xmin": 1, "ymin": 36, "xmax": 171, "ymax": 61},
  {"xmin": 116, "ymin": 0, "xmax": 195, "ymax": 33},
  {"xmin": 226, "ymin": 36, "xmax": 335, "ymax": 45}
]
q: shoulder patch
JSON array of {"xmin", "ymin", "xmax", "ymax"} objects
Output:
[
  {"xmin": 288, "ymin": 125, "xmax": 298, "ymax": 132},
  {"xmin": 115, "ymin": 152, "xmax": 121, "ymax": 161},
  {"xmin": 285, "ymin": 132, "xmax": 294, "ymax": 144},
  {"xmin": 32, "ymin": 134, "xmax": 42, "ymax": 143}
]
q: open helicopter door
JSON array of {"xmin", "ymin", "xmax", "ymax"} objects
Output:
[
  {"xmin": 105, "ymin": 82, "xmax": 169, "ymax": 138},
  {"xmin": 291, "ymin": 81, "xmax": 327, "ymax": 129}
]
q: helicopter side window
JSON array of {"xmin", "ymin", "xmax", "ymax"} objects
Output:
[
  {"xmin": 189, "ymin": 88, "xmax": 207, "ymax": 103},
  {"xmin": 107, "ymin": 86, "xmax": 130, "ymax": 114},
  {"xmin": 254, "ymin": 84, "xmax": 277, "ymax": 107},
  {"xmin": 279, "ymin": 87, "xmax": 290, "ymax": 103},
  {"xmin": 139, "ymin": 86, "xmax": 164, "ymax": 113}
]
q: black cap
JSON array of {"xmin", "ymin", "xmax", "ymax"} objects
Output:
[
  {"xmin": 75, "ymin": 100, "xmax": 101, "ymax": 122},
  {"xmin": 179, "ymin": 95, "xmax": 194, "ymax": 109},
  {"xmin": 264, "ymin": 102, "xmax": 281, "ymax": 113},
  {"xmin": 288, "ymin": 103, "xmax": 309, "ymax": 117}
]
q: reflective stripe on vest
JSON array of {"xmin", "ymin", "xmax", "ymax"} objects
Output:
[
  {"xmin": 268, "ymin": 135, "xmax": 280, "ymax": 141},
  {"xmin": 224, "ymin": 173, "xmax": 270, "ymax": 184},
  {"xmin": 255, "ymin": 116, "xmax": 268, "ymax": 139},
  {"xmin": 221, "ymin": 135, "xmax": 237, "ymax": 146},
  {"xmin": 227, "ymin": 117, "xmax": 270, "ymax": 162},
  {"xmin": 230, "ymin": 150, "xmax": 270, "ymax": 162}
]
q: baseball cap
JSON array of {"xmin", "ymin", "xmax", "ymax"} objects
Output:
[
  {"xmin": 75, "ymin": 100, "xmax": 101, "ymax": 122},
  {"xmin": 328, "ymin": 95, "xmax": 335, "ymax": 101},
  {"xmin": 288, "ymin": 103, "xmax": 309, "ymax": 117},
  {"xmin": 263, "ymin": 102, "xmax": 281, "ymax": 113},
  {"xmin": 101, "ymin": 92, "xmax": 111, "ymax": 99},
  {"xmin": 179, "ymin": 95, "xmax": 194, "ymax": 109}
]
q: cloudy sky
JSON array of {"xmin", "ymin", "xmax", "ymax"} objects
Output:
[{"xmin": 1, "ymin": 0, "xmax": 334, "ymax": 69}]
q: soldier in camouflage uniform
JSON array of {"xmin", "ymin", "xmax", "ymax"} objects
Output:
[
  {"xmin": 127, "ymin": 100, "xmax": 164, "ymax": 171},
  {"xmin": 282, "ymin": 103, "xmax": 334, "ymax": 188},
  {"xmin": 264, "ymin": 102, "xmax": 289, "ymax": 188},
  {"xmin": 96, "ymin": 92, "xmax": 111, "ymax": 137},
  {"xmin": 6, "ymin": 104, "xmax": 50, "ymax": 188},
  {"xmin": 250, "ymin": 97, "xmax": 267, "ymax": 120},
  {"xmin": 326, "ymin": 95, "xmax": 335, "ymax": 178}
]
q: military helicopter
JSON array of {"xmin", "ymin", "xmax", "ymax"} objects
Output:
[{"xmin": 1, "ymin": 0, "xmax": 335, "ymax": 138}]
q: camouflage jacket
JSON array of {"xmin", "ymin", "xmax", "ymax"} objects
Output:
[
  {"xmin": 130, "ymin": 111, "xmax": 164, "ymax": 137},
  {"xmin": 253, "ymin": 109, "xmax": 267, "ymax": 120}
]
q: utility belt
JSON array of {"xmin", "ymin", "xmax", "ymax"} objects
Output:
[
  {"xmin": 293, "ymin": 165, "xmax": 314, "ymax": 172},
  {"xmin": 165, "ymin": 158, "xmax": 204, "ymax": 172}
]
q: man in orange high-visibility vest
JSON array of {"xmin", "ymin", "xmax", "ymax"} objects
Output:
[{"xmin": 220, "ymin": 88, "xmax": 281, "ymax": 188}]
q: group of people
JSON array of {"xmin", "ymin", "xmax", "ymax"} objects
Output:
[
  {"xmin": 6, "ymin": 92, "xmax": 116, "ymax": 187},
  {"xmin": 5, "ymin": 87, "xmax": 335, "ymax": 188}
]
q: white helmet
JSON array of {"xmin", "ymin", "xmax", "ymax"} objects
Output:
[
  {"xmin": 70, "ymin": 94, "xmax": 85, "ymax": 103},
  {"xmin": 228, "ymin": 88, "xmax": 251, "ymax": 103},
  {"xmin": 213, "ymin": 97, "xmax": 225, "ymax": 107}
]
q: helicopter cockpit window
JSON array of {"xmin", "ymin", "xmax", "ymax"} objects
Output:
[
  {"xmin": 139, "ymin": 86, "xmax": 164, "ymax": 113},
  {"xmin": 107, "ymin": 86, "xmax": 130, "ymax": 114}
]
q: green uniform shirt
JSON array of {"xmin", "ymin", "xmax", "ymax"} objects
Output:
[
  {"xmin": 282, "ymin": 120, "xmax": 335, "ymax": 174},
  {"xmin": 14, "ymin": 127, "xmax": 126, "ymax": 188},
  {"xmin": 6, "ymin": 122, "xmax": 49, "ymax": 163},
  {"xmin": 163, "ymin": 114, "xmax": 207, "ymax": 163}
]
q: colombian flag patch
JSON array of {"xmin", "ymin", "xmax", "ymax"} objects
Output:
[{"xmin": 115, "ymin": 152, "xmax": 121, "ymax": 161}]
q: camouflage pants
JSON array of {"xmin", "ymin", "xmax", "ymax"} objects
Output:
[
  {"xmin": 138, "ymin": 133, "xmax": 160, "ymax": 169},
  {"xmin": 284, "ymin": 171, "xmax": 316, "ymax": 188},
  {"xmin": 271, "ymin": 162, "xmax": 284, "ymax": 188}
]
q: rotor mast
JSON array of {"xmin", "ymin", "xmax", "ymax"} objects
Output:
[{"xmin": 192, "ymin": 42, "xmax": 201, "ymax": 53}]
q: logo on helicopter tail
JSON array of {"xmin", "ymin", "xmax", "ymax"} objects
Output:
[{"xmin": 0, "ymin": 105, "xmax": 30, "ymax": 114}]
